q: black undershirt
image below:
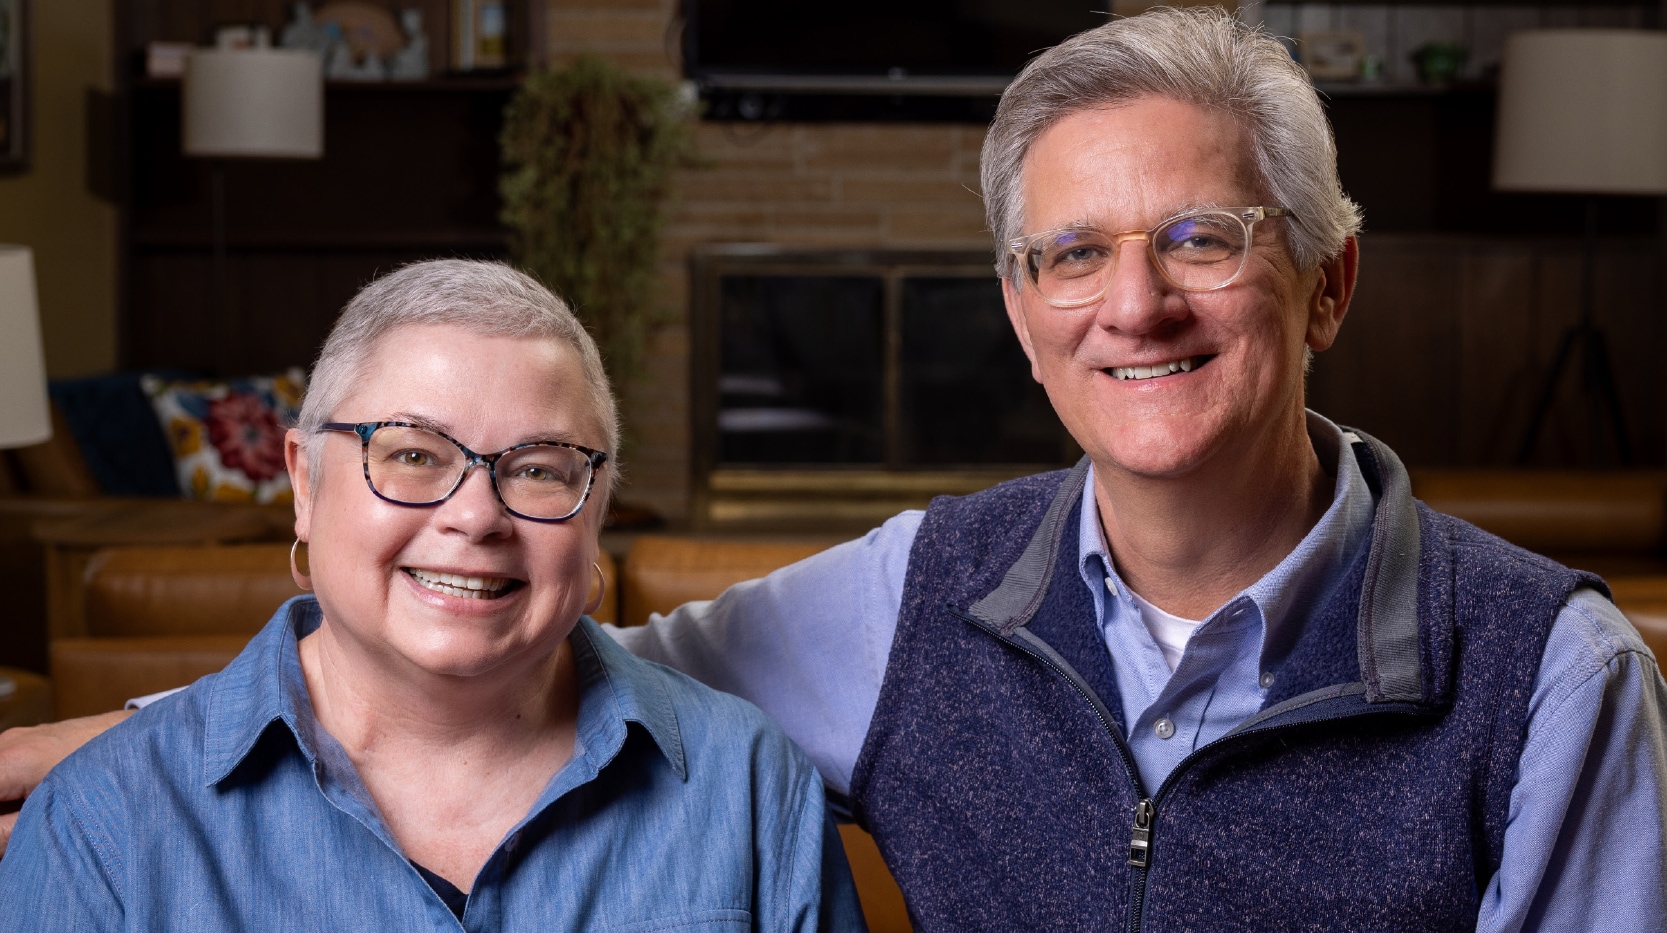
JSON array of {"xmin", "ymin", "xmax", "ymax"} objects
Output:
[{"xmin": 412, "ymin": 861, "xmax": 468, "ymax": 920}]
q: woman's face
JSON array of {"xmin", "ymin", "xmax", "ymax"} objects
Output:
[{"xmin": 287, "ymin": 324, "xmax": 608, "ymax": 681}]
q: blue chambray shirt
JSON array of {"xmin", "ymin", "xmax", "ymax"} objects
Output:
[{"xmin": 0, "ymin": 598, "xmax": 865, "ymax": 932}]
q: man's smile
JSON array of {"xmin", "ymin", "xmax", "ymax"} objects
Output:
[{"xmin": 1106, "ymin": 354, "xmax": 1215, "ymax": 381}]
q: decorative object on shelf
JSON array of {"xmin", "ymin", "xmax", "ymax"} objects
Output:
[
  {"xmin": 215, "ymin": 24, "xmax": 273, "ymax": 51},
  {"xmin": 1493, "ymin": 29, "xmax": 1667, "ymax": 466},
  {"xmin": 0, "ymin": 0, "xmax": 27, "ymax": 172},
  {"xmin": 141, "ymin": 370, "xmax": 307, "ymax": 503},
  {"xmin": 315, "ymin": 2, "xmax": 404, "ymax": 61},
  {"xmin": 280, "ymin": 2, "xmax": 333, "ymax": 56},
  {"xmin": 500, "ymin": 56, "xmax": 699, "ymax": 402},
  {"xmin": 1410, "ymin": 42, "xmax": 1468, "ymax": 86},
  {"xmin": 146, "ymin": 41, "xmax": 193, "ymax": 78},
  {"xmin": 1300, "ymin": 31, "xmax": 1366, "ymax": 82},
  {"xmin": 0, "ymin": 244, "xmax": 51, "ymax": 451},
  {"xmin": 452, "ymin": 0, "xmax": 510, "ymax": 72},
  {"xmin": 326, "ymin": 31, "xmax": 387, "ymax": 81},
  {"xmin": 312, "ymin": 2, "xmax": 401, "ymax": 81},
  {"xmin": 389, "ymin": 9, "xmax": 430, "ymax": 82},
  {"xmin": 182, "ymin": 48, "xmax": 325, "ymax": 352}
]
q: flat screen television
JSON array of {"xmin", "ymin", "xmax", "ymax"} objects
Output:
[{"xmin": 683, "ymin": 1, "xmax": 1110, "ymax": 96}]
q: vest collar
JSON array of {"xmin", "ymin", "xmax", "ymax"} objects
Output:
[{"xmin": 968, "ymin": 428, "xmax": 1431, "ymax": 707}]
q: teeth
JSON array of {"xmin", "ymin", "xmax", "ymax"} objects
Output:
[
  {"xmin": 1111, "ymin": 357, "xmax": 1199, "ymax": 381},
  {"xmin": 408, "ymin": 568, "xmax": 511, "ymax": 600}
]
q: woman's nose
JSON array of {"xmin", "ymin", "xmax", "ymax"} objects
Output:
[{"xmin": 435, "ymin": 464, "xmax": 514, "ymax": 539}]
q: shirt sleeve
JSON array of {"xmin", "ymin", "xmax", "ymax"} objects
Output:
[
  {"xmin": 604, "ymin": 510, "xmax": 921, "ymax": 797},
  {"xmin": 1477, "ymin": 586, "xmax": 1667, "ymax": 933},
  {"xmin": 0, "ymin": 779, "xmax": 124, "ymax": 932}
]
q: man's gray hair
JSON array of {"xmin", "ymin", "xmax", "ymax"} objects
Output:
[
  {"xmin": 982, "ymin": 6, "xmax": 1362, "ymax": 279},
  {"xmin": 296, "ymin": 259, "xmax": 620, "ymax": 495}
]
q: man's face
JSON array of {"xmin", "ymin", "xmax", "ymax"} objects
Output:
[{"xmin": 1003, "ymin": 97, "xmax": 1350, "ymax": 482}]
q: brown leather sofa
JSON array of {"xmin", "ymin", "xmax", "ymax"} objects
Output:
[{"xmin": 48, "ymin": 544, "xmax": 619, "ymax": 720}]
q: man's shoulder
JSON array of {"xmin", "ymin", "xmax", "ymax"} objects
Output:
[
  {"xmin": 48, "ymin": 679, "xmax": 213, "ymax": 793},
  {"xmin": 1418, "ymin": 502, "xmax": 1601, "ymax": 593},
  {"xmin": 587, "ymin": 625, "xmax": 818, "ymax": 776}
]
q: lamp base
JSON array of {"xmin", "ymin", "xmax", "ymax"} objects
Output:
[{"xmin": 1514, "ymin": 319, "xmax": 1632, "ymax": 466}]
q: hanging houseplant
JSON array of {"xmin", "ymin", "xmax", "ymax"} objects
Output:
[{"xmin": 500, "ymin": 56, "xmax": 697, "ymax": 393}]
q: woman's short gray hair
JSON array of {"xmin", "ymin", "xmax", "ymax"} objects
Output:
[
  {"xmin": 982, "ymin": 6, "xmax": 1362, "ymax": 279},
  {"xmin": 296, "ymin": 259, "xmax": 620, "ymax": 495}
]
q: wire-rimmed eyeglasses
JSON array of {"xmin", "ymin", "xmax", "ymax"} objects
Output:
[
  {"xmin": 1008, "ymin": 206, "xmax": 1293, "ymax": 309},
  {"xmin": 320, "ymin": 421, "xmax": 609, "ymax": 523}
]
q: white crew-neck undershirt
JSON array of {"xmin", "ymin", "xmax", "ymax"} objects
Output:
[{"xmin": 1121, "ymin": 584, "xmax": 1204, "ymax": 671}]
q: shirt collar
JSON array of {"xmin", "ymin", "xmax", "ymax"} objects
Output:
[
  {"xmin": 1078, "ymin": 410, "xmax": 1376, "ymax": 658},
  {"xmin": 202, "ymin": 599, "xmax": 687, "ymax": 786}
]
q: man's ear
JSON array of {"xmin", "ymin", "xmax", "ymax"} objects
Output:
[
  {"xmin": 284, "ymin": 429, "xmax": 313, "ymax": 542},
  {"xmin": 1002, "ymin": 275, "xmax": 1044, "ymax": 383},
  {"xmin": 1305, "ymin": 236, "xmax": 1359, "ymax": 353}
]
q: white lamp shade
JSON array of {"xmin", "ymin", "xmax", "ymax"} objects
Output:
[
  {"xmin": 1494, "ymin": 30, "xmax": 1667, "ymax": 195},
  {"xmin": 0, "ymin": 246, "xmax": 51, "ymax": 449},
  {"xmin": 183, "ymin": 49, "xmax": 324, "ymax": 159}
]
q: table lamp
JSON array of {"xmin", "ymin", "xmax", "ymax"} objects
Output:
[
  {"xmin": 181, "ymin": 48, "xmax": 323, "ymax": 354},
  {"xmin": 1493, "ymin": 29, "xmax": 1667, "ymax": 465},
  {"xmin": 0, "ymin": 244, "xmax": 49, "ymax": 450},
  {"xmin": 0, "ymin": 244, "xmax": 48, "ymax": 703}
]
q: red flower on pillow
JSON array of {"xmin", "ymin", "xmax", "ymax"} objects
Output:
[{"xmin": 206, "ymin": 392, "xmax": 287, "ymax": 482}]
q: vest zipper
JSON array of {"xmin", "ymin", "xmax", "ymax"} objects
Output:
[
  {"xmin": 948, "ymin": 607, "xmax": 1153, "ymax": 931},
  {"xmin": 953, "ymin": 604, "xmax": 1427, "ymax": 933}
]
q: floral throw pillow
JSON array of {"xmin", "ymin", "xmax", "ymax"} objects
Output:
[{"xmin": 141, "ymin": 369, "xmax": 306, "ymax": 503}]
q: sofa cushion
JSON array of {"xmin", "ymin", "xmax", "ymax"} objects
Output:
[
  {"xmin": 46, "ymin": 372, "xmax": 186, "ymax": 497},
  {"xmin": 142, "ymin": 370, "xmax": 306, "ymax": 503}
]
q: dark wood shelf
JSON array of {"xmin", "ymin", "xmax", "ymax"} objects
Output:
[
  {"xmin": 130, "ymin": 229, "xmax": 511, "ymax": 252},
  {"xmin": 133, "ymin": 75, "xmax": 523, "ymax": 93}
]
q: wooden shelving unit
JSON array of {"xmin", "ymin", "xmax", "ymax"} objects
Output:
[{"xmin": 112, "ymin": 1, "xmax": 535, "ymax": 377}]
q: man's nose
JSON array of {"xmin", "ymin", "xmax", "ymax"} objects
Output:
[{"xmin": 1095, "ymin": 239, "xmax": 1189, "ymax": 334}]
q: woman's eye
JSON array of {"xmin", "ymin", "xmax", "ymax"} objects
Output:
[{"xmin": 396, "ymin": 450, "xmax": 434, "ymax": 467}]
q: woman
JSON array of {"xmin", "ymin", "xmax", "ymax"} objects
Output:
[{"xmin": 0, "ymin": 260, "xmax": 863, "ymax": 930}]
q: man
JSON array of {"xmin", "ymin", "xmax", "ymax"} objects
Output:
[{"xmin": 4, "ymin": 9, "xmax": 1664, "ymax": 931}]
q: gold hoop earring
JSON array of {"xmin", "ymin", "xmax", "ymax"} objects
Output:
[
  {"xmin": 290, "ymin": 538, "xmax": 313, "ymax": 592},
  {"xmin": 586, "ymin": 561, "xmax": 605, "ymax": 614}
]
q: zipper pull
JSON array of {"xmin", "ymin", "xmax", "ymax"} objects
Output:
[{"xmin": 1128, "ymin": 798, "xmax": 1154, "ymax": 868}]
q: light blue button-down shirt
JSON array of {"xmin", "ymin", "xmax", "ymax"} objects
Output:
[
  {"xmin": 616, "ymin": 413, "xmax": 1667, "ymax": 932},
  {"xmin": 0, "ymin": 598, "xmax": 864, "ymax": 932}
]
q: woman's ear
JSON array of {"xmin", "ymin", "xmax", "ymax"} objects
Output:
[{"xmin": 284, "ymin": 429, "xmax": 313, "ymax": 542}]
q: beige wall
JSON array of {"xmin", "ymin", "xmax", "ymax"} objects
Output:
[{"xmin": 0, "ymin": 0, "xmax": 115, "ymax": 378}]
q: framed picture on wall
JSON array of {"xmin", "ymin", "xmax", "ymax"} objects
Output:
[{"xmin": 0, "ymin": 0, "xmax": 28, "ymax": 173}]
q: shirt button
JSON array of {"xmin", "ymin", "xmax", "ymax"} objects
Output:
[
  {"xmin": 1260, "ymin": 671, "xmax": 1276, "ymax": 689},
  {"xmin": 1105, "ymin": 576, "xmax": 1118, "ymax": 596},
  {"xmin": 1154, "ymin": 717, "xmax": 1176, "ymax": 740}
]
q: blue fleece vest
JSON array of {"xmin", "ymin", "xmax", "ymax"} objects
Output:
[{"xmin": 848, "ymin": 432, "xmax": 1601, "ymax": 933}]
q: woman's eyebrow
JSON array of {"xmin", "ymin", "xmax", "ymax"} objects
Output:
[{"xmin": 386, "ymin": 412, "xmax": 451, "ymax": 434}]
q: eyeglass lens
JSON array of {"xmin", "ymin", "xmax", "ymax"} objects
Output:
[
  {"xmin": 1026, "ymin": 211, "xmax": 1253, "ymax": 303},
  {"xmin": 365, "ymin": 425, "xmax": 594, "ymax": 520}
]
